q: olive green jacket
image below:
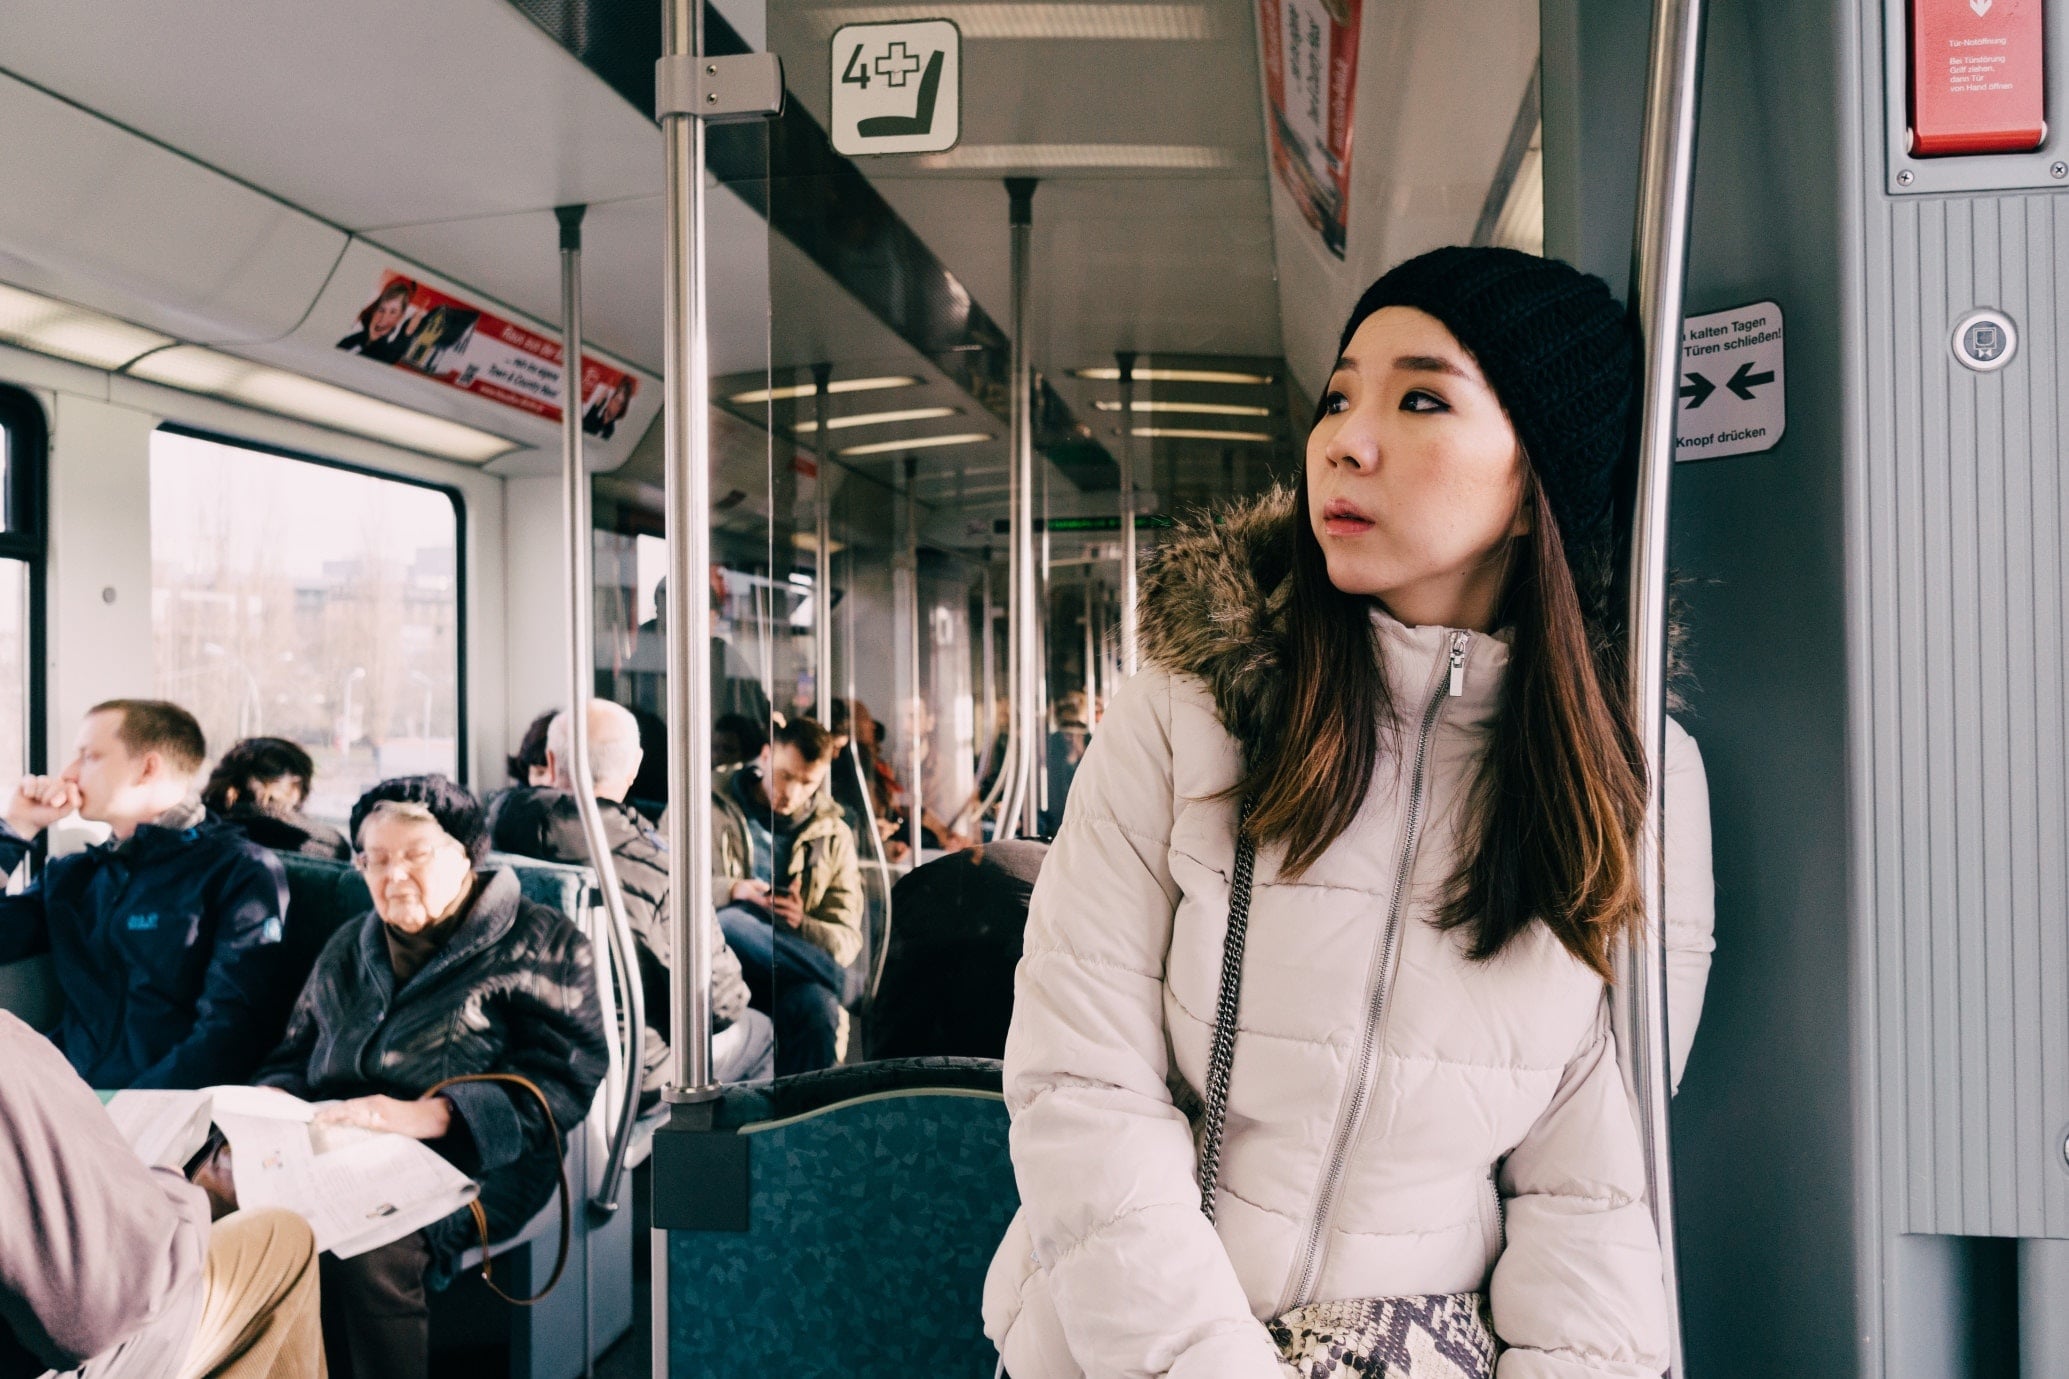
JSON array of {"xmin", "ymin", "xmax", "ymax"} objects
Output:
[{"xmin": 710, "ymin": 766, "xmax": 866, "ymax": 968}]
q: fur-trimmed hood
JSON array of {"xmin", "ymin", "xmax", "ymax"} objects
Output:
[
  {"xmin": 1136, "ymin": 487, "xmax": 1686, "ymax": 762},
  {"xmin": 1136, "ymin": 487, "xmax": 1300, "ymax": 766}
]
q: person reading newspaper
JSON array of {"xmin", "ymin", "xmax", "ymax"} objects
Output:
[
  {"xmin": 219, "ymin": 776, "xmax": 606, "ymax": 1379},
  {"xmin": 0, "ymin": 1012, "xmax": 323, "ymax": 1379}
]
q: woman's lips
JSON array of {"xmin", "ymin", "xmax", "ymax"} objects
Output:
[{"xmin": 1321, "ymin": 498, "xmax": 1374, "ymax": 536}]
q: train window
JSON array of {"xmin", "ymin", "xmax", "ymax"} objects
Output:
[
  {"xmin": 149, "ymin": 428, "xmax": 464, "ymax": 820},
  {"xmin": 0, "ymin": 387, "xmax": 45, "ymax": 780}
]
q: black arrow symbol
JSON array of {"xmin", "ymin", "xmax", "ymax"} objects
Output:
[
  {"xmin": 1679, "ymin": 371, "xmax": 1715, "ymax": 408},
  {"xmin": 1727, "ymin": 361, "xmax": 1775, "ymax": 401}
]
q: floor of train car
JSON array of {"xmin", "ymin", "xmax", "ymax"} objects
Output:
[{"xmin": 429, "ymin": 1169, "xmax": 656, "ymax": 1379}]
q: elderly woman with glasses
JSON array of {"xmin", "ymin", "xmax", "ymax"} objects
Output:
[{"xmin": 253, "ymin": 775, "xmax": 607, "ymax": 1379}]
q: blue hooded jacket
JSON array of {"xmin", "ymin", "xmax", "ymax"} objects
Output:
[{"xmin": 0, "ymin": 802, "xmax": 291, "ymax": 1089}]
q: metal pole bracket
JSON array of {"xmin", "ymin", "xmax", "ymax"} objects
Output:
[{"xmin": 655, "ymin": 53, "xmax": 785, "ymax": 122}]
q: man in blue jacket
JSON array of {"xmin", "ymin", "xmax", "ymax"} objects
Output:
[{"xmin": 0, "ymin": 699, "xmax": 291, "ymax": 1089}]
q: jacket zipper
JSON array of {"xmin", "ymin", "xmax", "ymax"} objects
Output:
[{"xmin": 1279, "ymin": 629, "xmax": 1470, "ymax": 1310}]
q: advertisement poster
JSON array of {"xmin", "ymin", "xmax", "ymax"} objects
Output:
[
  {"xmin": 1257, "ymin": 0, "xmax": 1361, "ymax": 259},
  {"xmin": 335, "ymin": 271, "xmax": 638, "ymax": 439}
]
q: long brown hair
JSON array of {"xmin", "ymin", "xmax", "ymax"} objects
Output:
[{"xmin": 1234, "ymin": 465, "xmax": 1646, "ymax": 979}]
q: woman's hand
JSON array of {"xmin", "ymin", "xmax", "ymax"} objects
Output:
[{"xmin": 313, "ymin": 1094, "xmax": 453, "ymax": 1140}]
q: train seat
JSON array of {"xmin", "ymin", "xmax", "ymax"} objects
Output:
[
  {"xmin": 275, "ymin": 849, "xmax": 643, "ymax": 1379},
  {"xmin": 655, "ymin": 1056, "xmax": 1016, "ymax": 1377}
]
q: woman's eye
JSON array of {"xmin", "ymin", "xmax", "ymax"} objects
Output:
[
  {"xmin": 1400, "ymin": 389, "xmax": 1449, "ymax": 413},
  {"xmin": 1322, "ymin": 390, "xmax": 1350, "ymax": 415}
]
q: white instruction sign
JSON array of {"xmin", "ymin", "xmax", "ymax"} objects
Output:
[
  {"xmin": 1676, "ymin": 301, "xmax": 1785, "ymax": 461},
  {"xmin": 830, "ymin": 20, "xmax": 961, "ymax": 157}
]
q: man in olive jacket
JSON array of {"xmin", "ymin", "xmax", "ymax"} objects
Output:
[{"xmin": 711, "ymin": 715, "xmax": 864, "ymax": 1075}]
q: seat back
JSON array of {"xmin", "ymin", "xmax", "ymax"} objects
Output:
[
  {"xmin": 658, "ymin": 1058, "xmax": 1016, "ymax": 1378},
  {"xmin": 275, "ymin": 851, "xmax": 372, "ymax": 1000}
]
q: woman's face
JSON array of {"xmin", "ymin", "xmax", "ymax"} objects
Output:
[
  {"xmin": 369, "ymin": 293, "xmax": 407, "ymax": 338},
  {"xmin": 1306, "ymin": 306, "xmax": 1529, "ymax": 629},
  {"xmin": 356, "ymin": 809, "xmax": 474, "ymax": 934}
]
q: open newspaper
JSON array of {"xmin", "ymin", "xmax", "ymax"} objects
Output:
[{"xmin": 103, "ymin": 1085, "xmax": 478, "ymax": 1259}]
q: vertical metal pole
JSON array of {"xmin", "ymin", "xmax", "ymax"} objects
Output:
[
  {"xmin": 1116, "ymin": 351, "xmax": 1140, "ymax": 677},
  {"xmin": 661, "ymin": 0, "xmax": 716, "ymax": 1102},
  {"xmin": 812, "ymin": 364, "xmax": 833, "ymax": 724},
  {"xmin": 979, "ymin": 559, "xmax": 998, "ymax": 782},
  {"xmin": 904, "ymin": 456, "xmax": 924, "ymax": 862},
  {"xmin": 1033, "ymin": 371, "xmax": 1051, "ymax": 826},
  {"xmin": 1082, "ymin": 578, "xmax": 1096, "ymax": 719},
  {"xmin": 1621, "ymin": 2, "xmax": 1705, "ymax": 1376},
  {"xmin": 1002, "ymin": 177, "xmax": 1038, "ymax": 838},
  {"xmin": 556, "ymin": 204, "xmax": 648, "ymax": 1215}
]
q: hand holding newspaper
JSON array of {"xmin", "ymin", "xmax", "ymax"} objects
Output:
[{"xmin": 104, "ymin": 1084, "xmax": 478, "ymax": 1258}]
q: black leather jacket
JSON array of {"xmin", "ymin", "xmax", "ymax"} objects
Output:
[{"xmin": 256, "ymin": 867, "xmax": 607, "ymax": 1276}]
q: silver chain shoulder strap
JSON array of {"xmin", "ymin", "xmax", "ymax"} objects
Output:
[{"xmin": 1197, "ymin": 799, "xmax": 1257, "ymax": 1224}]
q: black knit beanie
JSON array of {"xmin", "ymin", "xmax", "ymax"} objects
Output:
[{"xmin": 1336, "ymin": 246, "xmax": 1638, "ymax": 572}]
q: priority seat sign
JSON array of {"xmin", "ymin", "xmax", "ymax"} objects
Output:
[
  {"xmin": 830, "ymin": 19, "xmax": 960, "ymax": 157},
  {"xmin": 1677, "ymin": 301, "xmax": 1785, "ymax": 461}
]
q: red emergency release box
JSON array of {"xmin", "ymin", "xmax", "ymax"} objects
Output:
[{"xmin": 1909, "ymin": 0, "xmax": 2048, "ymax": 156}]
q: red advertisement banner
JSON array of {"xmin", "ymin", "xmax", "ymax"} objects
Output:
[
  {"xmin": 1258, "ymin": 0, "xmax": 1362, "ymax": 259},
  {"xmin": 336, "ymin": 271, "xmax": 639, "ymax": 439}
]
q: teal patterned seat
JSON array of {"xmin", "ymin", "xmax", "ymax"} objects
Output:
[{"xmin": 659, "ymin": 1057, "xmax": 1017, "ymax": 1378}]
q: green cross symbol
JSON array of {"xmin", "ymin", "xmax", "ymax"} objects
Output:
[{"xmin": 874, "ymin": 41, "xmax": 924, "ymax": 87}]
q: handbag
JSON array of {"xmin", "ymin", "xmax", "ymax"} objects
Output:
[
  {"xmin": 425, "ymin": 1072, "xmax": 571, "ymax": 1306},
  {"xmin": 1197, "ymin": 808, "xmax": 1498, "ymax": 1379}
]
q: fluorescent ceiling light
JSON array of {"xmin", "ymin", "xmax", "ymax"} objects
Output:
[
  {"xmin": 129, "ymin": 347, "xmax": 517, "ymax": 463},
  {"xmin": 837, "ymin": 432, "xmax": 992, "ymax": 456},
  {"xmin": 1093, "ymin": 399, "xmax": 1271, "ymax": 417},
  {"xmin": 817, "ymin": 4, "xmax": 1212, "ymax": 39},
  {"xmin": 729, "ymin": 375, "xmax": 921, "ymax": 405},
  {"xmin": 1127, "ymin": 426, "xmax": 1274, "ymax": 443},
  {"xmin": 1072, "ymin": 365, "xmax": 1276, "ymax": 385},
  {"xmin": 794, "ymin": 406, "xmax": 959, "ymax": 433},
  {"xmin": 0, "ymin": 281, "xmax": 175, "ymax": 370},
  {"xmin": 915, "ymin": 144, "xmax": 1233, "ymax": 171}
]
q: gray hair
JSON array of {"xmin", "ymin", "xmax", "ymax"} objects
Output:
[{"xmin": 547, "ymin": 701, "xmax": 643, "ymax": 788}]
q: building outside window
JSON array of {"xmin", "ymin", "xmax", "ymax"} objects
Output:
[{"xmin": 149, "ymin": 427, "xmax": 463, "ymax": 821}]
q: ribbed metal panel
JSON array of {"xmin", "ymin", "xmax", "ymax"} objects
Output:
[{"xmin": 1864, "ymin": 192, "xmax": 2069, "ymax": 1238}]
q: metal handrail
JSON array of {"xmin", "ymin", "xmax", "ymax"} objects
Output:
[
  {"xmin": 999, "ymin": 177, "xmax": 1039, "ymax": 839},
  {"xmin": 554, "ymin": 205, "xmax": 648, "ymax": 1216},
  {"xmin": 1117, "ymin": 352, "xmax": 1140, "ymax": 678},
  {"xmin": 660, "ymin": 0, "xmax": 717, "ymax": 1104},
  {"xmin": 1620, "ymin": 2, "xmax": 1707, "ymax": 1376}
]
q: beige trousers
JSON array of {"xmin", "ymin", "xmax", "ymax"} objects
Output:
[{"xmin": 177, "ymin": 1209, "xmax": 327, "ymax": 1379}]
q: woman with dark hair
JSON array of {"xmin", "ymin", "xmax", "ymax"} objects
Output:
[
  {"xmin": 505, "ymin": 709, "xmax": 557, "ymax": 788},
  {"xmin": 335, "ymin": 280, "xmax": 417, "ymax": 364},
  {"xmin": 983, "ymin": 248, "xmax": 1716, "ymax": 1379},
  {"xmin": 254, "ymin": 775, "xmax": 607, "ymax": 1379},
  {"xmin": 202, "ymin": 736, "xmax": 350, "ymax": 861}
]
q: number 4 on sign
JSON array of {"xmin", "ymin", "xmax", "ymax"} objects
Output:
[{"xmin": 841, "ymin": 44, "xmax": 871, "ymax": 88}]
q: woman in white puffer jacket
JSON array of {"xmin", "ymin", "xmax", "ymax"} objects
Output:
[{"xmin": 983, "ymin": 248, "xmax": 1716, "ymax": 1379}]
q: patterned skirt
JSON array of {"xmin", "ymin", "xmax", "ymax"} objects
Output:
[{"xmin": 1266, "ymin": 1292, "xmax": 1497, "ymax": 1379}]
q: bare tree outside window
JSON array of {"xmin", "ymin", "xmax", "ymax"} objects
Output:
[{"xmin": 150, "ymin": 431, "xmax": 460, "ymax": 821}]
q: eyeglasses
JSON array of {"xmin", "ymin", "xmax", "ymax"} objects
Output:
[{"xmin": 355, "ymin": 841, "xmax": 461, "ymax": 875}]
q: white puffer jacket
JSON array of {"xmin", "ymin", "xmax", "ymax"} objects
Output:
[{"xmin": 983, "ymin": 496, "xmax": 1715, "ymax": 1379}]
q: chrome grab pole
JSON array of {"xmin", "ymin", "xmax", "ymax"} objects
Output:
[
  {"xmin": 1000, "ymin": 178, "xmax": 1038, "ymax": 838},
  {"xmin": 555, "ymin": 204, "xmax": 649, "ymax": 1214},
  {"xmin": 1116, "ymin": 351, "xmax": 1139, "ymax": 677},
  {"xmin": 660, "ymin": 0, "xmax": 716, "ymax": 1104},
  {"xmin": 812, "ymin": 364, "xmax": 833, "ymax": 724},
  {"xmin": 1621, "ymin": 2, "xmax": 1705, "ymax": 1376},
  {"xmin": 903, "ymin": 456, "xmax": 924, "ymax": 862}
]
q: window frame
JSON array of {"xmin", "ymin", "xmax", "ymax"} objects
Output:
[
  {"xmin": 0, "ymin": 385, "xmax": 48, "ymax": 772},
  {"xmin": 151, "ymin": 422, "xmax": 471, "ymax": 787}
]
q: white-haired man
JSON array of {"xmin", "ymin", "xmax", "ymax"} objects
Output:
[{"xmin": 486, "ymin": 700, "xmax": 770, "ymax": 1088}]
